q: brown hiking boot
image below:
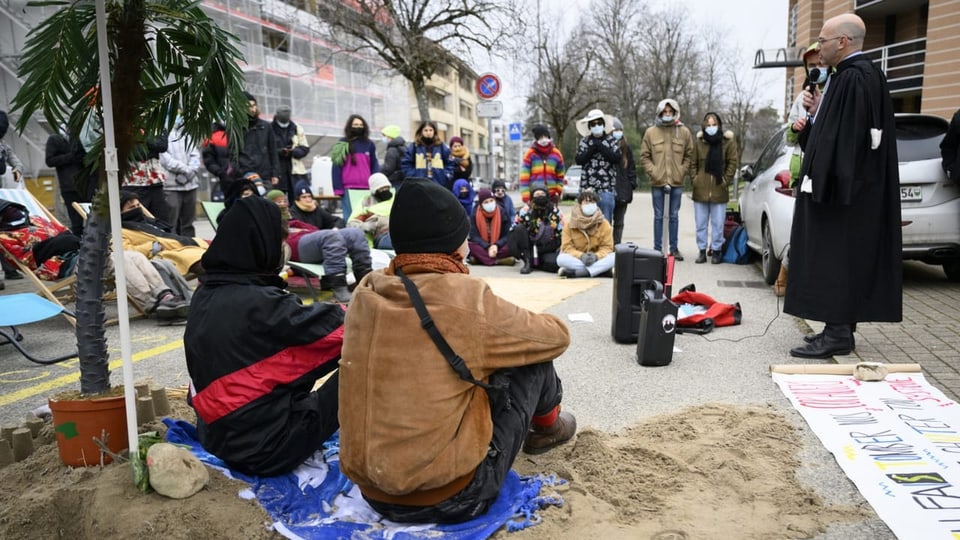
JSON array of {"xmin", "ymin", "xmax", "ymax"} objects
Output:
[{"xmin": 523, "ymin": 411, "xmax": 577, "ymax": 455}]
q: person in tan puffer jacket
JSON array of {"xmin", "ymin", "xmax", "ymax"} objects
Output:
[{"xmin": 690, "ymin": 112, "xmax": 739, "ymax": 264}]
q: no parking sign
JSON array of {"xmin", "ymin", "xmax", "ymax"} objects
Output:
[{"xmin": 475, "ymin": 73, "xmax": 501, "ymax": 100}]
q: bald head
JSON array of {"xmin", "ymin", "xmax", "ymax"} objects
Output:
[{"xmin": 818, "ymin": 13, "xmax": 866, "ymax": 66}]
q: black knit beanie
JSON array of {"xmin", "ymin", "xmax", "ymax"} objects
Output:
[
  {"xmin": 390, "ymin": 178, "xmax": 470, "ymax": 254},
  {"xmin": 532, "ymin": 124, "xmax": 550, "ymax": 140}
]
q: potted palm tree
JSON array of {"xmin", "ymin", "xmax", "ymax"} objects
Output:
[{"xmin": 11, "ymin": 0, "xmax": 249, "ymax": 466}]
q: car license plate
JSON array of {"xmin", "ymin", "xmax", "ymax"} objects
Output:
[{"xmin": 900, "ymin": 186, "xmax": 922, "ymax": 202}]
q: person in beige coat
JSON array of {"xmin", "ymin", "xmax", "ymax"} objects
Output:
[
  {"xmin": 557, "ymin": 189, "xmax": 616, "ymax": 278},
  {"xmin": 639, "ymin": 98, "xmax": 693, "ymax": 260},
  {"xmin": 339, "ymin": 178, "xmax": 576, "ymax": 524},
  {"xmin": 690, "ymin": 112, "xmax": 739, "ymax": 264}
]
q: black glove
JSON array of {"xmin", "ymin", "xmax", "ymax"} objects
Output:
[{"xmin": 580, "ymin": 252, "xmax": 598, "ymax": 266}]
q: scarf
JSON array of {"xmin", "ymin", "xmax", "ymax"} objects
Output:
[
  {"xmin": 703, "ymin": 129, "xmax": 724, "ymax": 181},
  {"xmin": 387, "ymin": 252, "xmax": 468, "ymax": 276},
  {"xmin": 475, "ymin": 205, "xmax": 502, "ymax": 245},
  {"xmin": 295, "ymin": 198, "xmax": 317, "ymax": 213},
  {"xmin": 569, "ymin": 203, "xmax": 605, "ymax": 232},
  {"xmin": 451, "ymin": 144, "xmax": 471, "ymax": 170}
]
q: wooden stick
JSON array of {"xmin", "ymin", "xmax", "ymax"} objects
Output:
[{"xmin": 770, "ymin": 363, "xmax": 922, "ymax": 375}]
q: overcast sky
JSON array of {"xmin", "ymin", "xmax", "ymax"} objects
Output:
[{"xmin": 474, "ymin": 0, "xmax": 789, "ymax": 124}]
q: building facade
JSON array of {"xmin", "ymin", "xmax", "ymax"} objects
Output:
[{"xmin": 761, "ymin": 0, "xmax": 960, "ymax": 120}]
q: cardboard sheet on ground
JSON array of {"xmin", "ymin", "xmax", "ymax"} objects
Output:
[
  {"xmin": 482, "ymin": 277, "xmax": 600, "ymax": 313},
  {"xmin": 773, "ymin": 372, "xmax": 960, "ymax": 540}
]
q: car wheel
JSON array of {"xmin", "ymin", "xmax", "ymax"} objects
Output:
[
  {"xmin": 761, "ymin": 221, "xmax": 781, "ymax": 285},
  {"xmin": 943, "ymin": 258, "xmax": 960, "ymax": 282}
]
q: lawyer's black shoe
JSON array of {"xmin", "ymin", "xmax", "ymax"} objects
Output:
[
  {"xmin": 803, "ymin": 332, "xmax": 856, "ymax": 351},
  {"xmin": 789, "ymin": 334, "xmax": 853, "ymax": 359}
]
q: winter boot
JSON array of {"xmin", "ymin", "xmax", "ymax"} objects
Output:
[
  {"xmin": 324, "ymin": 273, "xmax": 352, "ymax": 303},
  {"xmin": 351, "ymin": 265, "xmax": 372, "ymax": 291},
  {"xmin": 523, "ymin": 407, "xmax": 577, "ymax": 455},
  {"xmin": 520, "ymin": 253, "xmax": 532, "ymax": 274},
  {"xmin": 695, "ymin": 250, "xmax": 707, "ymax": 264}
]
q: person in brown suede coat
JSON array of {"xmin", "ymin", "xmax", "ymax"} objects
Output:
[{"xmin": 339, "ymin": 178, "xmax": 577, "ymax": 523}]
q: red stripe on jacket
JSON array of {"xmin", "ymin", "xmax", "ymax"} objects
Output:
[{"xmin": 192, "ymin": 326, "xmax": 344, "ymax": 424}]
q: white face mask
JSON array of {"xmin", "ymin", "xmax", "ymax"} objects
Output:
[
  {"xmin": 481, "ymin": 201, "xmax": 496, "ymax": 213},
  {"xmin": 537, "ymin": 137, "xmax": 551, "ymax": 146},
  {"xmin": 382, "ymin": 136, "xmax": 391, "ymax": 144},
  {"xmin": 277, "ymin": 121, "xmax": 290, "ymax": 128},
  {"xmin": 581, "ymin": 203, "xmax": 598, "ymax": 216},
  {"xmin": 612, "ymin": 131, "xmax": 623, "ymax": 140},
  {"xmin": 590, "ymin": 125, "xmax": 604, "ymax": 136},
  {"xmin": 661, "ymin": 114, "xmax": 674, "ymax": 123},
  {"xmin": 704, "ymin": 126, "xmax": 719, "ymax": 136}
]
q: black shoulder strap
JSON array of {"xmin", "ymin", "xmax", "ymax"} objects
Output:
[{"xmin": 396, "ymin": 268, "xmax": 505, "ymax": 393}]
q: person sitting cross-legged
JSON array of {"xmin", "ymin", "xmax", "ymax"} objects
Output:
[
  {"xmin": 184, "ymin": 195, "xmax": 344, "ymax": 477},
  {"xmin": 467, "ymin": 188, "xmax": 514, "ymax": 266},
  {"xmin": 557, "ymin": 189, "xmax": 616, "ymax": 278},
  {"xmin": 339, "ymin": 178, "xmax": 576, "ymax": 524}
]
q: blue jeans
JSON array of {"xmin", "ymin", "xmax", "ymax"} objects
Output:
[
  {"xmin": 694, "ymin": 201, "xmax": 727, "ymax": 252},
  {"xmin": 652, "ymin": 186, "xmax": 682, "ymax": 253},
  {"xmin": 597, "ymin": 191, "xmax": 615, "ymax": 224},
  {"xmin": 556, "ymin": 252, "xmax": 616, "ymax": 276}
]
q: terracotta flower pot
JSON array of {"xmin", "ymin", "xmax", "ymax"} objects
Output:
[{"xmin": 48, "ymin": 394, "xmax": 128, "ymax": 467}]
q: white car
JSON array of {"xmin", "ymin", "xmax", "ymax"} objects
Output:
[
  {"xmin": 562, "ymin": 165, "xmax": 582, "ymax": 200},
  {"xmin": 739, "ymin": 114, "xmax": 957, "ymax": 283}
]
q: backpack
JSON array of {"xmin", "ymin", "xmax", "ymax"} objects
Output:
[
  {"xmin": 721, "ymin": 224, "xmax": 751, "ymax": 264},
  {"xmin": 0, "ymin": 199, "xmax": 29, "ymax": 231}
]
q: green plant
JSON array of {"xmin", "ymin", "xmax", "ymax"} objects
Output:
[{"xmin": 12, "ymin": 0, "xmax": 249, "ymax": 395}]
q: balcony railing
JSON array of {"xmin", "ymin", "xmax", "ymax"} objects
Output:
[
  {"xmin": 753, "ymin": 46, "xmax": 805, "ymax": 69},
  {"xmin": 863, "ymin": 37, "xmax": 925, "ymax": 94}
]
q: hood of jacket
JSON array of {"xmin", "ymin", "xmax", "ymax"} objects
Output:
[
  {"xmin": 656, "ymin": 99, "xmax": 681, "ymax": 121},
  {"xmin": 202, "ymin": 195, "xmax": 283, "ymax": 276},
  {"xmin": 387, "ymin": 136, "xmax": 406, "ymax": 149}
]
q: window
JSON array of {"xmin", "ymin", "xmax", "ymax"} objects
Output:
[
  {"xmin": 429, "ymin": 91, "xmax": 447, "ymax": 111},
  {"xmin": 459, "ymin": 74, "xmax": 473, "ymax": 92},
  {"xmin": 459, "ymin": 100, "xmax": 473, "ymax": 120},
  {"xmin": 788, "ymin": 4, "xmax": 799, "ymax": 47},
  {"xmin": 461, "ymin": 128, "xmax": 474, "ymax": 148}
]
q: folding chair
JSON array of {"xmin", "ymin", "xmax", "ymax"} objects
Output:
[
  {"xmin": 0, "ymin": 188, "xmax": 77, "ymax": 326},
  {"xmin": 201, "ymin": 201, "xmax": 225, "ymax": 232},
  {"xmin": 0, "ymin": 293, "xmax": 78, "ymax": 364}
]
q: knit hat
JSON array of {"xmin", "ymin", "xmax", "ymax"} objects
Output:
[
  {"xmin": 390, "ymin": 178, "xmax": 470, "ymax": 254},
  {"xmin": 529, "ymin": 181, "xmax": 548, "ymax": 198},
  {"xmin": 293, "ymin": 181, "xmax": 312, "ymax": 199},
  {"xmin": 491, "ymin": 179, "xmax": 507, "ymax": 192},
  {"xmin": 449, "ymin": 136, "xmax": 464, "ymax": 146},
  {"xmin": 264, "ymin": 189, "xmax": 286, "ymax": 202},
  {"xmin": 803, "ymin": 41, "xmax": 819, "ymax": 61},
  {"xmin": 119, "ymin": 190, "xmax": 139, "ymax": 209},
  {"xmin": 477, "ymin": 188, "xmax": 494, "ymax": 203},
  {"xmin": 532, "ymin": 124, "xmax": 550, "ymax": 139},
  {"xmin": 612, "ymin": 118, "xmax": 624, "ymax": 130},
  {"xmin": 382, "ymin": 125, "xmax": 401, "ymax": 139},
  {"xmin": 368, "ymin": 172, "xmax": 390, "ymax": 193}
]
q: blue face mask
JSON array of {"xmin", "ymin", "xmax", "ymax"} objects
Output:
[
  {"xmin": 581, "ymin": 203, "xmax": 598, "ymax": 216},
  {"xmin": 612, "ymin": 131, "xmax": 623, "ymax": 140},
  {"xmin": 705, "ymin": 126, "xmax": 719, "ymax": 136},
  {"xmin": 809, "ymin": 67, "xmax": 827, "ymax": 85},
  {"xmin": 661, "ymin": 114, "xmax": 674, "ymax": 124},
  {"xmin": 590, "ymin": 125, "xmax": 604, "ymax": 136}
]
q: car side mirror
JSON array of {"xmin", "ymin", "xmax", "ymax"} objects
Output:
[{"xmin": 740, "ymin": 164, "xmax": 755, "ymax": 182}]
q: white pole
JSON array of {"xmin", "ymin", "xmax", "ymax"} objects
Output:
[{"xmin": 95, "ymin": 0, "xmax": 138, "ymax": 459}]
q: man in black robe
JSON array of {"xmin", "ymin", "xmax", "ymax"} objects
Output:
[{"xmin": 785, "ymin": 13, "xmax": 902, "ymax": 358}]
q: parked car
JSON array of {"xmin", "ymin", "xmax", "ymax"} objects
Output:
[
  {"xmin": 562, "ymin": 165, "xmax": 582, "ymax": 200},
  {"xmin": 738, "ymin": 113, "xmax": 957, "ymax": 284}
]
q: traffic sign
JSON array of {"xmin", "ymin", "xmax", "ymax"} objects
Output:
[
  {"xmin": 476, "ymin": 101, "xmax": 503, "ymax": 118},
  {"xmin": 475, "ymin": 73, "xmax": 501, "ymax": 100},
  {"xmin": 508, "ymin": 122, "xmax": 522, "ymax": 142}
]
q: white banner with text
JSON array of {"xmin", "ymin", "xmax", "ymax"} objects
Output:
[{"xmin": 773, "ymin": 372, "xmax": 960, "ymax": 540}]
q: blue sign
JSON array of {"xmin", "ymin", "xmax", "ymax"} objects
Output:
[
  {"xmin": 476, "ymin": 73, "xmax": 502, "ymax": 100},
  {"xmin": 508, "ymin": 122, "xmax": 522, "ymax": 142}
]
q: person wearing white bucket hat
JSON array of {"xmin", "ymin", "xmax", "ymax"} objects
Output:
[{"xmin": 574, "ymin": 108, "xmax": 620, "ymax": 222}]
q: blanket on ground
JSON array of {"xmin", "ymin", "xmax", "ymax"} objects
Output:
[{"xmin": 163, "ymin": 419, "xmax": 563, "ymax": 539}]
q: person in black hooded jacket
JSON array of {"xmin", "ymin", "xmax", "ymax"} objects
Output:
[{"xmin": 184, "ymin": 195, "xmax": 344, "ymax": 476}]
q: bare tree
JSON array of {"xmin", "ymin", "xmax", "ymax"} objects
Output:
[
  {"xmin": 635, "ymin": 9, "xmax": 700, "ymax": 123},
  {"xmin": 727, "ymin": 65, "xmax": 765, "ymax": 166},
  {"xmin": 527, "ymin": 36, "xmax": 599, "ymax": 156},
  {"xmin": 315, "ymin": 0, "xmax": 517, "ymax": 122}
]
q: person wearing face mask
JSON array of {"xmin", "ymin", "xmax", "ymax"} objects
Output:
[
  {"xmin": 401, "ymin": 120, "xmax": 454, "ymax": 191},
  {"xmin": 467, "ymin": 188, "xmax": 514, "ymax": 266},
  {"xmin": 575, "ymin": 109, "xmax": 621, "ymax": 222},
  {"xmin": 234, "ymin": 92, "xmax": 279, "ymax": 198},
  {"xmin": 119, "ymin": 190, "xmax": 208, "ymax": 277},
  {"xmin": 271, "ymin": 105, "xmax": 310, "ymax": 204},
  {"xmin": 185, "ymin": 195, "xmax": 346, "ymax": 477},
  {"xmin": 610, "ymin": 118, "xmax": 637, "ymax": 244},
  {"xmin": 519, "ymin": 124, "xmax": 565, "ymax": 204},
  {"xmin": 348, "ymin": 173, "xmax": 395, "ymax": 250},
  {"xmin": 508, "ymin": 181, "xmax": 563, "ymax": 274},
  {"xmin": 379, "ymin": 125, "xmax": 406, "ymax": 187},
  {"xmin": 339, "ymin": 179, "xmax": 575, "ymax": 524},
  {"xmin": 557, "ymin": 190, "xmax": 615, "ymax": 278},
  {"xmin": 640, "ymin": 98, "xmax": 693, "ymax": 261},
  {"xmin": 690, "ymin": 112, "xmax": 738, "ymax": 265},
  {"xmin": 453, "ymin": 178, "xmax": 475, "ymax": 216},
  {"xmin": 160, "ymin": 116, "xmax": 202, "ymax": 237},
  {"xmin": 332, "ymin": 114, "xmax": 380, "ymax": 220},
  {"xmin": 491, "ymin": 179, "xmax": 516, "ymax": 224}
]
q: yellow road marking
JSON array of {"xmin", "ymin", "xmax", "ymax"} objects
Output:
[{"xmin": 0, "ymin": 339, "xmax": 184, "ymax": 407}]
